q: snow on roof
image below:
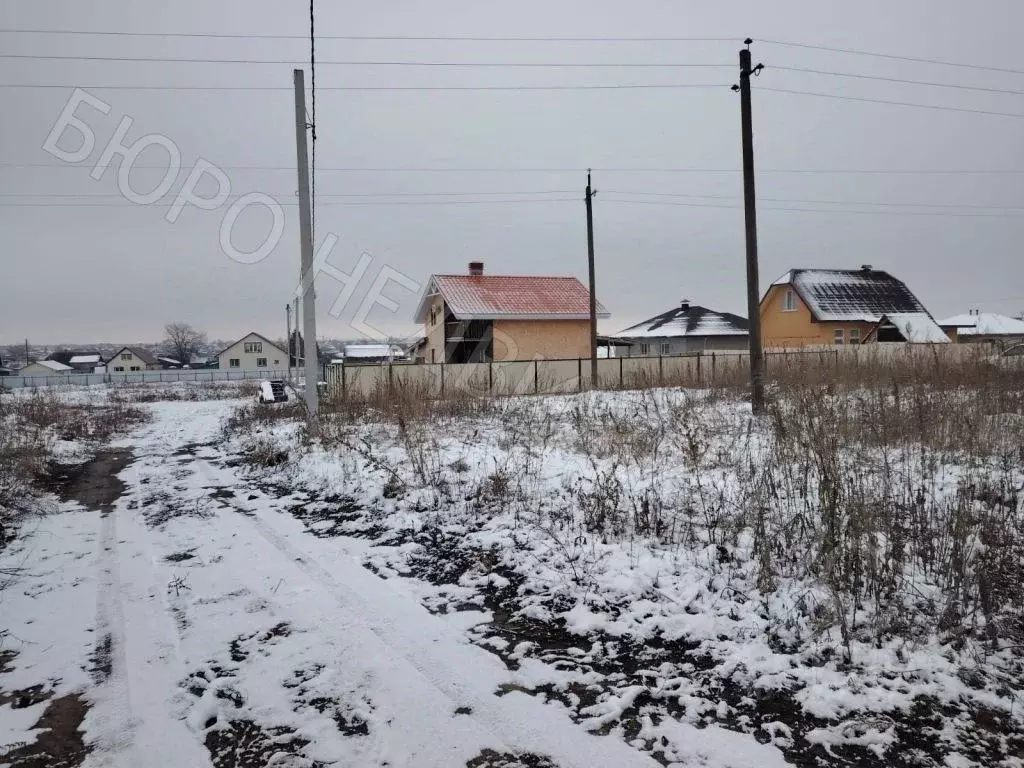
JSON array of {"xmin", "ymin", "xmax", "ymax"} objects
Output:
[
  {"xmin": 415, "ymin": 274, "xmax": 609, "ymax": 322},
  {"xmin": 69, "ymin": 354, "xmax": 101, "ymax": 364},
  {"xmin": 28, "ymin": 359, "xmax": 72, "ymax": 372},
  {"xmin": 878, "ymin": 313, "xmax": 950, "ymax": 343},
  {"xmin": 611, "ymin": 303, "xmax": 748, "ymax": 339},
  {"xmin": 782, "ymin": 268, "xmax": 931, "ymax": 323},
  {"xmin": 939, "ymin": 312, "xmax": 1024, "ymax": 336},
  {"xmin": 344, "ymin": 344, "xmax": 399, "ymax": 358}
]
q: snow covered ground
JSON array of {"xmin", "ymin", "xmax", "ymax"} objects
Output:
[
  {"xmin": 1, "ymin": 384, "xmax": 1021, "ymax": 767},
  {"xmin": 1, "ymin": 396, "xmax": 787, "ymax": 767}
]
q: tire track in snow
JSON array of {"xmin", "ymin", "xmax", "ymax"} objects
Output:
[{"xmin": 193, "ymin": 457, "xmax": 659, "ymax": 768}]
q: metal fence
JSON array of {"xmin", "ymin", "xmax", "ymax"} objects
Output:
[
  {"xmin": 0, "ymin": 367, "xmax": 290, "ymax": 390},
  {"xmin": 324, "ymin": 344, "xmax": 985, "ymax": 399}
]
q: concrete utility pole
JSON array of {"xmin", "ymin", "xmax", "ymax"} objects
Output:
[
  {"xmin": 285, "ymin": 303, "xmax": 293, "ymax": 384},
  {"xmin": 293, "ymin": 68, "xmax": 319, "ymax": 424},
  {"xmin": 585, "ymin": 170, "xmax": 599, "ymax": 387},
  {"xmin": 736, "ymin": 40, "xmax": 766, "ymax": 414}
]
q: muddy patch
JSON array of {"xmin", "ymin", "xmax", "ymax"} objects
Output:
[
  {"xmin": 205, "ymin": 719, "xmax": 322, "ymax": 768},
  {"xmin": 467, "ymin": 749, "xmax": 559, "ymax": 768},
  {"xmin": 0, "ymin": 687, "xmax": 91, "ymax": 768},
  {"xmin": 43, "ymin": 449, "xmax": 133, "ymax": 515}
]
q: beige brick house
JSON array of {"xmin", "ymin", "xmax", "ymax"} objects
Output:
[
  {"xmin": 217, "ymin": 332, "xmax": 287, "ymax": 372},
  {"xmin": 106, "ymin": 346, "xmax": 160, "ymax": 372},
  {"xmin": 413, "ymin": 262, "xmax": 609, "ymax": 363}
]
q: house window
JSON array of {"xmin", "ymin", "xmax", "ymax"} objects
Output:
[
  {"xmin": 121, "ymin": 352, "xmax": 132, "ymax": 361},
  {"xmin": 273, "ymin": 359, "xmax": 280, "ymax": 366},
  {"xmin": 229, "ymin": 358, "xmax": 240, "ymax": 368},
  {"xmin": 244, "ymin": 342, "xmax": 263, "ymax": 354},
  {"xmin": 114, "ymin": 366, "xmax": 124, "ymax": 372},
  {"xmin": 782, "ymin": 290, "xmax": 798, "ymax": 312},
  {"xmin": 257, "ymin": 357, "xmax": 267, "ymax": 367},
  {"xmin": 640, "ymin": 343, "xmax": 650, "ymax": 356},
  {"xmin": 849, "ymin": 328, "xmax": 860, "ymax": 345},
  {"xmin": 834, "ymin": 328, "xmax": 845, "ymax": 345},
  {"xmin": 660, "ymin": 342, "xmax": 671, "ymax": 356},
  {"xmin": 130, "ymin": 366, "xmax": 140, "ymax": 372}
]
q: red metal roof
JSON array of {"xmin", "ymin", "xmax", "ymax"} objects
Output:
[{"xmin": 425, "ymin": 275, "xmax": 609, "ymax": 320}]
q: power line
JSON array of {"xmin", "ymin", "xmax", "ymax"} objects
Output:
[
  {"xmin": 0, "ymin": 52, "xmax": 732, "ymax": 67},
  {"xmin": 309, "ymin": 0, "xmax": 316, "ymax": 243},
  {"xmin": 0, "ymin": 82, "xmax": 731, "ymax": 91},
  {"xmin": 602, "ymin": 197, "xmax": 1024, "ymax": 217},
  {"xmin": 4, "ymin": 162, "xmax": 1024, "ymax": 174},
  {"xmin": 760, "ymin": 39, "xmax": 1024, "ymax": 77},
  {"xmin": 603, "ymin": 189, "xmax": 1024, "ymax": 210},
  {"xmin": 759, "ymin": 86, "xmax": 1024, "ymax": 118},
  {"xmin": 772, "ymin": 65, "xmax": 1024, "ymax": 97},
  {"xmin": 0, "ymin": 197, "xmax": 583, "ymax": 208},
  {"xmin": 0, "ymin": 28, "xmax": 738, "ymax": 42},
  {"xmin": 0, "ymin": 190, "xmax": 580, "ymax": 198}
]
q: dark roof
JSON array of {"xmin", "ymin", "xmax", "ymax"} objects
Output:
[
  {"xmin": 773, "ymin": 268, "xmax": 929, "ymax": 322},
  {"xmin": 611, "ymin": 303, "xmax": 748, "ymax": 339},
  {"xmin": 106, "ymin": 346, "xmax": 159, "ymax": 366}
]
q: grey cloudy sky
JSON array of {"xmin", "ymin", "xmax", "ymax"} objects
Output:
[{"xmin": 1, "ymin": 0, "xmax": 1022, "ymax": 345}]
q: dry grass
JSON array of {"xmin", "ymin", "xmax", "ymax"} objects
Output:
[
  {"xmin": 0, "ymin": 390, "xmax": 149, "ymax": 546},
  {"xmin": 224, "ymin": 351, "xmax": 1024, "ymax": 654}
]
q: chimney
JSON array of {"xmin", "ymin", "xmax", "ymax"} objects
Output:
[
  {"xmin": 468, "ymin": 261, "xmax": 484, "ymax": 276},
  {"xmin": 680, "ymin": 298, "xmax": 691, "ymax": 312},
  {"xmin": 860, "ymin": 264, "xmax": 873, "ymax": 273}
]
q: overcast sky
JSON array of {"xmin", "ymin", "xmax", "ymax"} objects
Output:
[{"xmin": 1, "ymin": 0, "xmax": 1022, "ymax": 346}]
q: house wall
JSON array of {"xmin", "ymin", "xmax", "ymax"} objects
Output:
[
  {"xmin": 492, "ymin": 319, "xmax": 591, "ymax": 361},
  {"xmin": 107, "ymin": 349, "xmax": 157, "ymax": 372},
  {"xmin": 760, "ymin": 285, "xmax": 875, "ymax": 348},
  {"xmin": 217, "ymin": 334, "xmax": 286, "ymax": 372},
  {"xmin": 621, "ymin": 335, "xmax": 748, "ymax": 355},
  {"xmin": 18, "ymin": 362, "xmax": 68, "ymax": 376},
  {"xmin": 423, "ymin": 293, "xmax": 446, "ymax": 364}
]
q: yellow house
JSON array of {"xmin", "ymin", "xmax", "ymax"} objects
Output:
[
  {"xmin": 760, "ymin": 266, "xmax": 948, "ymax": 347},
  {"xmin": 106, "ymin": 346, "xmax": 160, "ymax": 372},
  {"xmin": 413, "ymin": 262, "xmax": 609, "ymax": 363}
]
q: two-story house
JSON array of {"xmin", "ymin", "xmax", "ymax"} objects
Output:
[
  {"xmin": 760, "ymin": 266, "xmax": 948, "ymax": 347},
  {"xmin": 413, "ymin": 262, "xmax": 609, "ymax": 363},
  {"xmin": 106, "ymin": 346, "xmax": 160, "ymax": 372}
]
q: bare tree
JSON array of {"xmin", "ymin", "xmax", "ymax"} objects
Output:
[{"xmin": 163, "ymin": 322, "xmax": 207, "ymax": 365}]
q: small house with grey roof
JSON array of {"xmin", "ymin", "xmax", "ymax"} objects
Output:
[{"xmin": 609, "ymin": 300, "xmax": 748, "ymax": 356}]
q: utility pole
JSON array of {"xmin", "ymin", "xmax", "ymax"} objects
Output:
[
  {"xmin": 585, "ymin": 170, "xmax": 599, "ymax": 387},
  {"xmin": 293, "ymin": 68, "xmax": 319, "ymax": 425},
  {"xmin": 735, "ymin": 39, "xmax": 766, "ymax": 414},
  {"xmin": 24, "ymin": 338, "xmax": 29, "ymax": 365},
  {"xmin": 285, "ymin": 303, "xmax": 293, "ymax": 384}
]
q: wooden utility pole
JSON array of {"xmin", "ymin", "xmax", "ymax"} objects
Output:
[
  {"xmin": 293, "ymin": 68, "xmax": 319, "ymax": 424},
  {"xmin": 736, "ymin": 40, "xmax": 766, "ymax": 414},
  {"xmin": 585, "ymin": 170, "xmax": 598, "ymax": 387}
]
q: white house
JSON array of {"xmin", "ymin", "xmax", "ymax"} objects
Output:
[
  {"xmin": 217, "ymin": 332, "xmax": 287, "ymax": 373},
  {"xmin": 19, "ymin": 360, "xmax": 72, "ymax": 377},
  {"xmin": 610, "ymin": 300, "xmax": 749, "ymax": 356}
]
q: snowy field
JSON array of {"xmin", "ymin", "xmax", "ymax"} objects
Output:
[{"xmin": 1, "ymin": 375, "xmax": 1022, "ymax": 767}]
